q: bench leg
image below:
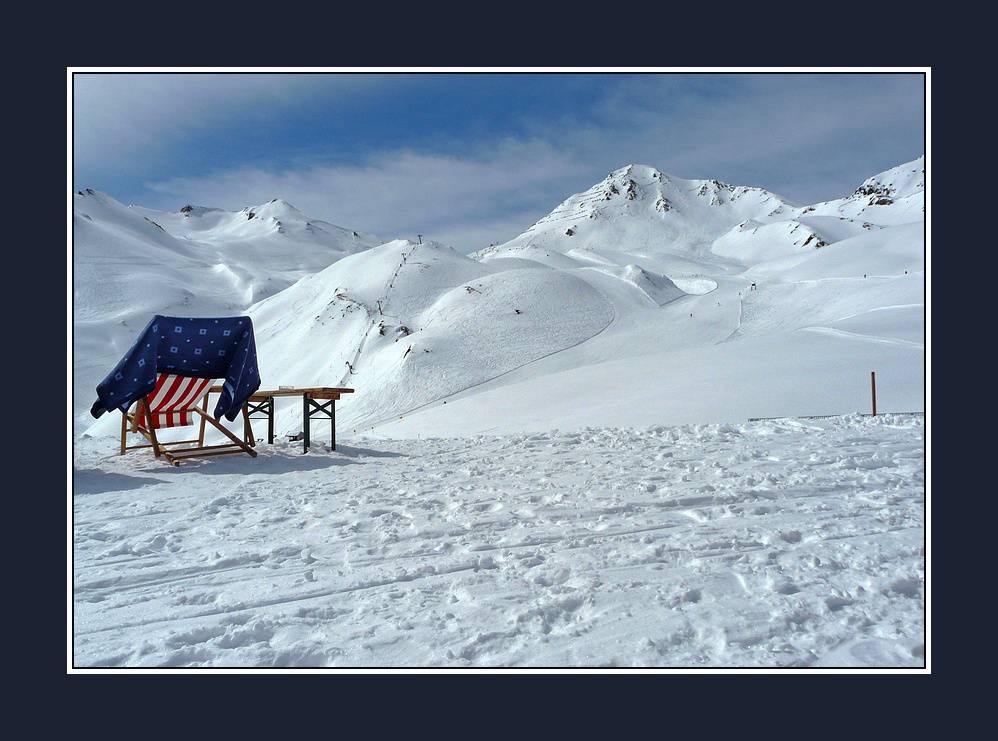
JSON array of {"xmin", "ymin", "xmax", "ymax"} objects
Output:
[{"xmin": 303, "ymin": 392, "xmax": 310, "ymax": 453}]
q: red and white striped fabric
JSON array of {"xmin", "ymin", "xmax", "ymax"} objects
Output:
[{"xmin": 141, "ymin": 374, "xmax": 216, "ymax": 429}]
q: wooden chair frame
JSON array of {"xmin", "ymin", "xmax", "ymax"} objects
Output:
[{"xmin": 120, "ymin": 384, "xmax": 257, "ymax": 466}]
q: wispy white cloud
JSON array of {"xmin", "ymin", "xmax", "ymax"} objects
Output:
[{"xmin": 144, "ymin": 139, "xmax": 586, "ymax": 252}]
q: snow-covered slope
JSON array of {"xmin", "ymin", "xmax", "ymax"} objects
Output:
[
  {"xmin": 252, "ymin": 239, "xmax": 613, "ymax": 431},
  {"xmin": 367, "ymin": 159, "xmax": 923, "ymax": 437},
  {"xmin": 128, "ymin": 198, "xmax": 381, "ymax": 301},
  {"xmin": 76, "ymin": 157, "xmax": 925, "ymax": 440}
]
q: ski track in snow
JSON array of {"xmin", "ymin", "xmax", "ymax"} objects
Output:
[
  {"xmin": 72, "ymin": 413, "xmax": 925, "ymax": 669},
  {"xmin": 802, "ymin": 326, "xmax": 925, "ymax": 349}
]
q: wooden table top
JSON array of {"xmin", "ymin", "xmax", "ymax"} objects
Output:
[{"xmin": 210, "ymin": 386, "xmax": 354, "ymax": 399}]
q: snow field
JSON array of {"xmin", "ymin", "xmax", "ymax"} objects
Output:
[
  {"xmin": 72, "ymin": 413, "xmax": 924, "ymax": 668},
  {"xmin": 72, "ymin": 158, "xmax": 926, "ymax": 670}
]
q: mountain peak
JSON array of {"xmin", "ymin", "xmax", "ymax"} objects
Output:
[
  {"xmin": 850, "ymin": 156, "xmax": 925, "ymax": 205},
  {"xmin": 179, "ymin": 204, "xmax": 221, "ymax": 217},
  {"xmin": 240, "ymin": 198, "xmax": 305, "ymax": 222}
]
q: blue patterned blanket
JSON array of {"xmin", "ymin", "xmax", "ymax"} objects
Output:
[{"xmin": 90, "ymin": 315, "xmax": 261, "ymax": 422}]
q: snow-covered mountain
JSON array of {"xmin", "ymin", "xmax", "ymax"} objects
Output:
[
  {"xmin": 475, "ymin": 164, "xmax": 800, "ymax": 267},
  {"xmin": 74, "ymin": 157, "xmax": 925, "ymax": 439},
  {"xmin": 74, "ymin": 190, "xmax": 381, "ymax": 318},
  {"xmin": 245, "ymin": 238, "xmax": 615, "ymax": 429},
  {"xmin": 475, "ymin": 160, "xmax": 923, "ymax": 268}
]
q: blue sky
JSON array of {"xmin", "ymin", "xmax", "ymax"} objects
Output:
[{"xmin": 71, "ymin": 71, "xmax": 926, "ymax": 254}]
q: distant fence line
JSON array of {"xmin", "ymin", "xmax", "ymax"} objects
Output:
[{"xmin": 748, "ymin": 411, "xmax": 925, "ymax": 422}]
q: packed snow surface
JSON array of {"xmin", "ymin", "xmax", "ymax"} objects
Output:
[
  {"xmin": 72, "ymin": 157, "xmax": 926, "ymax": 669},
  {"xmin": 73, "ymin": 413, "xmax": 924, "ymax": 669}
]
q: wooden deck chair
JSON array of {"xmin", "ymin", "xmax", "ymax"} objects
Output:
[{"xmin": 120, "ymin": 373, "xmax": 257, "ymax": 465}]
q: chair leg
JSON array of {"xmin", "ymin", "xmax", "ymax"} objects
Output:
[
  {"xmin": 195, "ymin": 409, "xmax": 258, "ymax": 458},
  {"xmin": 140, "ymin": 398, "xmax": 162, "ymax": 458}
]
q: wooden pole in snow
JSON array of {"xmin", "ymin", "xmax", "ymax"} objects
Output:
[{"xmin": 871, "ymin": 371, "xmax": 877, "ymax": 416}]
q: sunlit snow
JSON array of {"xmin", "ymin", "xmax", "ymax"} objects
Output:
[{"xmin": 71, "ymin": 158, "xmax": 926, "ymax": 670}]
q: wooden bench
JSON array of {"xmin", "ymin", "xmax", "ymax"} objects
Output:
[{"xmin": 210, "ymin": 386, "xmax": 354, "ymax": 453}]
